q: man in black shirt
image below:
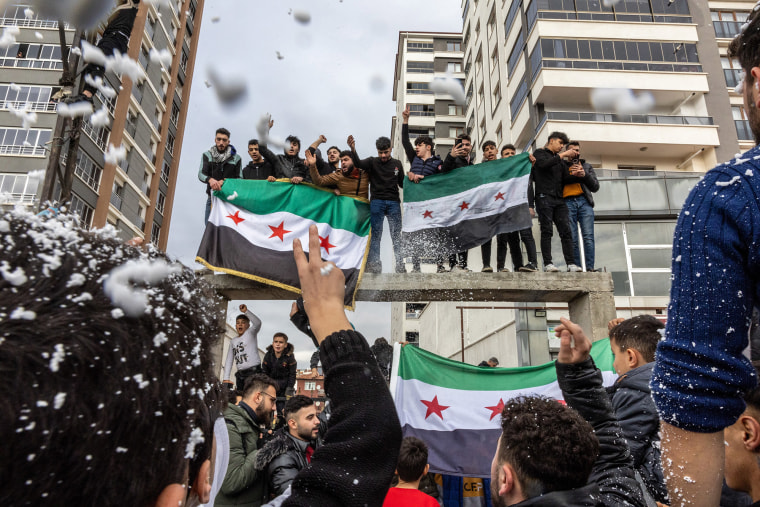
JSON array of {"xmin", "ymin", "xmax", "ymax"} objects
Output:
[
  {"xmin": 242, "ymin": 139, "xmax": 276, "ymax": 181},
  {"xmin": 349, "ymin": 135, "xmax": 405, "ymax": 273},
  {"xmin": 441, "ymin": 134, "xmax": 474, "ymax": 271},
  {"xmin": 531, "ymin": 131, "xmax": 581, "ymax": 273}
]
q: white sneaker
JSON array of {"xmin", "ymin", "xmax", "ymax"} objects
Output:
[
  {"xmin": 544, "ymin": 264, "xmax": 560, "ymax": 272},
  {"xmin": 568, "ymin": 264, "xmax": 583, "ymax": 272}
]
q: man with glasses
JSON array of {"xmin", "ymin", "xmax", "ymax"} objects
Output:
[{"xmin": 217, "ymin": 374, "xmax": 278, "ymax": 507}]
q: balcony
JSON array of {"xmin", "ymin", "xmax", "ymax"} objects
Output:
[
  {"xmin": 110, "ymin": 192, "xmax": 123, "ymax": 211},
  {"xmin": 736, "ymin": 119, "xmax": 753, "ymax": 141},
  {"xmin": 1, "ymin": 100, "xmax": 57, "ymax": 112},
  {"xmin": 724, "ymin": 68, "xmax": 743, "ymax": 89},
  {"xmin": 535, "ymin": 111, "xmax": 720, "ymax": 159},
  {"xmin": 713, "ymin": 20, "xmax": 743, "ymax": 39}
]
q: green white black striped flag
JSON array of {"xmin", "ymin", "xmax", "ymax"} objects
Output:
[
  {"xmin": 196, "ymin": 180, "xmax": 371, "ymax": 309},
  {"xmin": 402, "ymin": 153, "xmax": 532, "ymax": 257}
]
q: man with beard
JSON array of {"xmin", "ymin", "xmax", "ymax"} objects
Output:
[
  {"xmin": 198, "ymin": 127, "xmax": 242, "ymax": 224},
  {"xmin": 305, "ymin": 149, "xmax": 369, "ymax": 198},
  {"xmin": 649, "ymin": 12, "xmax": 760, "ymax": 505},
  {"xmin": 256, "ymin": 396, "xmax": 321, "ymax": 499},
  {"xmin": 307, "ymin": 135, "xmax": 342, "ymax": 176},
  {"xmin": 216, "ymin": 374, "xmax": 278, "ymax": 507}
]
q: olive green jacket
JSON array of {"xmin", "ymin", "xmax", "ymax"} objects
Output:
[{"xmin": 215, "ymin": 402, "xmax": 264, "ymax": 507}]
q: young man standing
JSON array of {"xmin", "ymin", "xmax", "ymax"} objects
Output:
[
  {"xmin": 349, "ymin": 135, "xmax": 405, "ymax": 273},
  {"xmin": 256, "ymin": 396, "xmax": 321, "ymax": 499},
  {"xmin": 401, "ymin": 105, "xmax": 443, "ymax": 272},
  {"xmin": 503, "ymin": 144, "xmax": 539, "ymax": 273},
  {"xmin": 531, "ymin": 132, "xmax": 581, "ymax": 272},
  {"xmin": 259, "ymin": 130, "xmax": 308, "ymax": 183},
  {"xmin": 222, "ymin": 304, "xmax": 263, "ymax": 391},
  {"xmin": 198, "ymin": 127, "xmax": 242, "ymax": 224},
  {"xmin": 242, "ymin": 139, "xmax": 277, "ymax": 181},
  {"xmin": 308, "ymin": 135, "xmax": 342, "ymax": 176},
  {"xmin": 441, "ymin": 133, "xmax": 474, "ymax": 272},
  {"xmin": 563, "ymin": 141, "xmax": 600, "ymax": 272}
]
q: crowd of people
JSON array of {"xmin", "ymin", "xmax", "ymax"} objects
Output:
[{"xmin": 198, "ymin": 109, "xmax": 600, "ymax": 274}]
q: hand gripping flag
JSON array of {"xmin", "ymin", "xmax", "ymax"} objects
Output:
[
  {"xmin": 402, "ymin": 153, "xmax": 533, "ymax": 258},
  {"xmin": 196, "ymin": 180, "xmax": 371, "ymax": 309},
  {"xmin": 390, "ymin": 340, "xmax": 616, "ymax": 478}
]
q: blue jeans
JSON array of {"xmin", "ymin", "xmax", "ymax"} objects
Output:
[
  {"xmin": 565, "ymin": 195, "xmax": 595, "ymax": 270},
  {"xmin": 368, "ymin": 199, "xmax": 403, "ymax": 269},
  {"xmin": 204, "ymin": 195, "xmax": 212, "ymax": 225}
]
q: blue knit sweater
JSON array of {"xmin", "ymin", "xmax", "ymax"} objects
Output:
[{"xmin": 651, "ymin": 147, "xmax": 760, "ymax": 432}]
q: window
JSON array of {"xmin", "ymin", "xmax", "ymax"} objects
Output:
[
  {"xmin": 170, "ymin": 102, "xmax": 180, "ymax": 126},
  {"xmin": 507, "ymin": 32, "xmax": 525, "ymax": 77},
  {"xmin": 0, "ymin": 172, "xmax": 40, "ymax": 206},
  {"xmin": 69, "ymin": 193, "xmax": 94, "ymax": 228},
  {"xmin": 72, "ymin": 149, "xmax": 103, "ymax": 191},
  {"xmin": 132, "ymin": 81, "xmax": 145, "ymax": 103},
  {"xmin": 81, "ymin": 119, "xmax": 110, "ymax": 151},
  {"xmin": 146, "ymin": 15, "xmax": 157, "ymax": 40},
  {"xmin": 156, "ymin": 190, "xmax": 166, "ymax": 214},
  {"xmin": 111, "ymin": 183, "xmax": 124, "ymax": 211},
  {"xmin": 734, "ymin": 106, "xmax": 752, "ymax": 140},
  {"xmin": 0, "ymin": 43, "xmax": 63, "ymax": 70},
  {"xmin": 722, "ymin": 56, "xmax": 743, "ymax": 89},
  {"xmin": 407, "ymin": 61, "xmax": 434, "ymax": 73},
  {"xmin": 504, "ymin": 0, "xmax": 522, "ymax": 35},
  {"xmin": 479, "ymin": 118, "xmax": 486, "ymax": 138},
  {"xmin": 449, "ymin": 126, "xmax": 464, "ymax": 138},
  {"xmin": 492, "ymin": 82, "xmax": 502, "ymax": 107},
  {"xmin": 495, "ymin": 122, "xmax": 503, "ymax": 143},
  {"xmin": 407, "ymin": 127, "xmax": 434, "ymax": 139},
  {"xmin": 406, "ymin": 82, "xmax": 431, "ymax": 94},
  {"xmin": 405, "ymin": 331, "xmax": 420, "ymax": 347},
  {"xmin": 408, "ymin": 42, "xmax": 434, "ymax": 52},
  {"xmin": 487, "ymin": 9, "xmax": 497, "ymax": 38},
  {"xmin": 0, "ymin": 127, "xmax": 51, "ymax": 156},
  {"xmin": 304, "ymin": 381, "xmax": 316, "ymax": 390},
  {"xmin": 447, "ymin": 61, "xmax": 463, "ymax": 73},
  {"xmin": 712, "ymin": 10, "xmax": 749, "ymax": 39},
  {"xmin": 161, "ymin": 159, "xmax": 171, "ymax": 183},
  {"xmin": 166, "ymin": 132, "xmax": 176, "ymax": 154},
  {"xmin": 180, "ymin": 50, "xmax": 188, "ymax": 72},
  {"xmin": 151, "ymin": 222, "xmax": 160, "ymax": 245},
  {"xmin": 448, "ymin": 104, "xmax": 464, "ymax": 116},
  {"xmin": 153, "ymin": 107, "xmax": 163, "ymax": 131},
  {"xmin": 491, "ymin": 47, "xmax": 499, "ymax": 72},
  {"xmin": 478, "ymin": 83, "xmax": 484, "ymax": 105},
  {"xmin": 466, "ymin": 82, "xmax": 473, "ymax": 108},
  {"xmin": 409, "ymin": 104, "xmax": 435, "ymax": 116},
  {"xmin": 125, "ymin": 110, "xmax": 137, "ymax": 137},
  {"xmin": 0, "ymin": 84, "xmax": 54, "ymax": 110},
  {"xmin": 447, "ymin": 41, "xmax": 462, "ymax": 52},
  {"xmin": 138, "ymin": 45, "xmax": 150, "ymax": 70},
  {"xmin": 509, "ymin": 81, "xmax": 528, "ymax": 118}
]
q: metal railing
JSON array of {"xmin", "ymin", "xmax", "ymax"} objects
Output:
[
  {"xmin": 110, "ymin": 192, "xmax": 123, "ymax": 211},
  {"xmin": 81, "ymin": 121, "xmax": 109, "ymax": 151},
  {"xmin": 0, "ymin": 144, "xmax": 45, "ymax": 156},
  {"xmin": 0, "ymin": 17, "xmax": 70, "ymax": 29},
  {"xmin": 0, "ymin": 192, "xmax": 36, "ymax": 205},
  {"xmin": 545, "ymin": 111, "xmax": 714, "ymax": 126},
  {"xmin": 74, "ymin": 165, "xmax": 101, "ymax": 191},
  {"xmin": 0, "ymin": 58, "xmax": 63, "ymax": 70},
  {"xmin": 713, "ymin": 20, "xmax": 744, "ymax": 39},
  {"xmin": 1, "ymin": 100, "xmax": 56, "ymax": 112},
  {"xmin": 736, "ymin": 119, "xmax": 753, "ymax": 141},
  {"xmin": 539, "ymin": 59, "xmax": 702, "ymax": 73}
]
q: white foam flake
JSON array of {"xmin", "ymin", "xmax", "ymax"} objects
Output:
[
  {"xmin": 7, "ymin": 102, "xmax": 38, "ymax": 130},
  {"xmin": 428, "ymin": 74, "xmax": 466, "ymax": 105},
  {"xmin": 149, "ymin": 47, "xmax": 173, "ymax": 68},
  {"xmin": 10, "ymin": 307, "xmax": 36, "ymax": 320},
  {"xmin": 207, "ymin": 65, "xmax": 247, "ymax": 107},
  {"xmin": 133, "ymin": 374, "xmax": 150, "ymax": 389},
  {"xmin": 57, "ymin": 101, "xmax": 94, "ymax": 118},
  {"xmin": 66, "ymin": 273, "xmax": 86, "ymax": 288},
  {"xmin": 89, "ymin": 106, "xmax": 111, "ymax": 128},
  {"xmin": 184, "ymin": 426, "xmax": 205, "ymax": 458},
  {"xmin": 0, "ymin": 261, "xmax": 27, "ymax": 286},
  {"xmin": 153, "ymin": 331, "xmax": 168, "ymax": 347},
  {"xmin": 24, "ymin": 7, "xmax": 34, "ymax": 19},
  {"xmin": 104, "ymin": 144, "xmax": 126, "ymax": 165},
  {"xmin": 49, "ymin": 344, "xmax": 65, "ymax": 372},
  {"xmin": 292, "ymin": 9, "xmax": 311, "ymax": 24},
  {"xmin": 104, "ymin": 259, "xmax": 180, "ymax": 317},
  {"xmin": 115, "ymin": 446, "xmax": 128, "ymax": 453},
  {"xmin": 111, "ymin": 308, "xmax": 124, "ymax": 319},
  {"xmin": 715, "ymin": 175, "xmax": 741, "ymax": 187},
  {"xmin": 71, "ymin": 292, "xmax": 93, "ymax": 303},
  {"xmin": 83, "ymin": 74, "xmax": 117, "ymax": 99},
  {"xmin": 227, "ymin": 191, "xmax": 238, "ymax": 201},
  {"xmin": 746, "ymin": 169, "xmax": 754, "ymax": 177},
  {"xmin": 53, "ymin": 392, "xmax": 66, "ymax": 409},
  {"xmin": 590, "ymin": 88, "xmax": 654, "ymax": 115},
  {"xmin": 0, "ymin": 26, "xmax": 20, "ymax": 49}
]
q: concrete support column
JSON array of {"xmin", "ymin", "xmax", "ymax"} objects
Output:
[{"xmin": 568, "ymin": 289, "xmax": 617, "ymax": 343}]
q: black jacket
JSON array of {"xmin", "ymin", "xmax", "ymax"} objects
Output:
[
  {"xmin": 532, "ymin": 147, "xmax": 566, "ymax": 199},
  {"xmin": 351, "ymin": 152, "xmax": 405, "ymax": 202},
  {"xmin": 242, "ymin": 160, "xmax": 276, "ymax": 180},
  {"xmin": 197, "ymin": 146, "xmax": 242, "ymax": 196},
  {"xmin": 255, "ymin": 427, "xmax": 314, "ymax": 499},
  {"xmin": 563, "ymin": 160, "xmax": 600, "ymax": 207},
  {"xmin": 401, "ymin": 124, "xmax": 443, "ymax": 176},
  {"xmin": 259, "ymin": 145, "xmax": 308, "ymax": 181},
  {"xmin": 535, "ymin": 358, "xmax": 647, "ymax": 507},
  {"xmin": 370, "ymin": 341, "xmax": 393, "ymax": 382},
  {"xmin": 262, "ymin": 343, "xmax": 297, "ymax": 397},
  {"xmin": 606, "ymin": 362, "xmax": 667, "ymax": 503},
  {"xmin": 441, "ymin": 152, "xmax": 474, "ymax": 173},
  {"xmin": 282, "ymin": 330, "xmax": 402, "ymax": 507}
]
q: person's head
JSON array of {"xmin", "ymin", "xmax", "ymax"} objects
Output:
[
  {"xmin": 247, "ymin": 139, "xmax": 262, "ymax": 162},
  {"xmin": 272, "ymin": 332, "xmax": 289, "ymax": 355},
  {"xmin": 376, "ymin": 136, "xmax": 392, "ymax": 162},
  {"xmin": 0, "ymin": 211, "xmax": 226, "ymax": 506},
  {"xmin": 285, "ymin": 135, "xmax": 301, "ymax": 157},
  {"xmin": 725, "ymin": 361, "xmax": 760, "ymax": 497},
  {"xmin": 455, "ymin": 134, "xmax": 473, "ymax": 157},
  {"xmin": 482, "ymin": 140, "xmax": 498, "ymax": 161},
  {"xmin": 487, "ymin": 357, "xmax": 500, "ymax": 368},
  {"xmin": 396, "ymin": 437, "xmax": 430, "ymax": 483},
  {"xmin": 340, "ymin": 150, "xmax": 355, "ymax": 172},
  {"xmin": 414, "ymin": 135, "xmax": 434, "ymax": 159},
  {"xmin": 241, "ymin": 374, "xmax": 278, "ymax": 427},
  {"xmin": 215, "ymin": 127, "xmax": 231, "ymax": 152},
  {"xmin": 490, "ymin": 396, "xmax": 599, "ymax": 506},
  {"xmin": 729, "ymin": 11, "xmax": 760, "ymax": 143},
  {"xmin": 374, "ymin": 337, "xmax": 389, "ymax": 347},
  {"xmin": 236, "ymin": 313, "xmax": 250, "ymax": 336},
  {"xmin": 326, "ymin": 146, "xmax": 341, "ymax": 164},
  {"xmin": 501, "ymin": 144, "xmax": 516, "ymax": 158},
  {"xmin": 283, "ymin": 395, "xmax": 319, "ymax": 441},
  {"xmin": 609, "ymin": 315, "xmax": 663, "ymax": 375},
  {"xmin": 545, "ymin": 131, "xmax": 569, "ymax": 154}
]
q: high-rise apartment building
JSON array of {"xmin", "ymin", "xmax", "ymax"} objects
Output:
[
  {"xmin": 390, "ymin": 0, "xmax": 752, "ymax": 365},
  {"xmin": 0, "ymin": 0, "xmax": 204, "ymax": 250}
]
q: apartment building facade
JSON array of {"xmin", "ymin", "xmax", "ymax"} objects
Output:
[
  {"xmin": 0, "ymin": 0, "xmax": 204, "ymax": 250},
  {"xmin": 390, "ymin": 0, "xmax": 750, "ymax": 365}
]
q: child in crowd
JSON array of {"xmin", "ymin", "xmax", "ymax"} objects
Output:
[
  {"xmin": 607, "ymin": 315, "xmax": 667, "ymax": 503},
  {"xmin": 383, "ymin": 437, "xmax": 439, "ymax": 507}
]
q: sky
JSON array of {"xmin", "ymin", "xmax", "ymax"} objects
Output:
[{"xmin": 166, "ymin": 0, "xmax": 464, "ymax": 368}]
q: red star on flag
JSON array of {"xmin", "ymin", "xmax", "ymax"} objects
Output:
[
  {"xmin": 422, "ymin": 210, "xmax": 433, "ymax": 219},
  {"xmin": 268, "ymin": 221, "xmax": 292, "ymax": 242},
  {"xmin": 459, "ymin": 201, "xmax": 470, "ymax": 210},
  {"xmin": 421, "ymin": 395, "xmax": 450, "ymax": 420},
  {"xmin": 485, "ymin": 398, "xmax": 505, "ymax": 421},
  {"xmin": 319, "ymin": 234, "xmax": 336, "ymax": 254},
  {"xmin": 494, "ymin": 192, "xmax": 505, "ymax": 201},
  {"xmin": 226, "ymin": 210, "xmax": 245, "ymax": 226}
]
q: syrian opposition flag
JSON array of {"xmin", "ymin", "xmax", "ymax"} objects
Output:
[
  {"xmin": 390, "ymin": 340, "xmax": 617, "ymax": 478},
  {"xmin": 196, "ymin": 180, "xmax": 371, "ymax": 309},
  {"xmin": 402, "ymin": 153, "xmax": 532, "ymax": 257}
]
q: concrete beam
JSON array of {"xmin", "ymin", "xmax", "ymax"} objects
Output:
[{"xmin": 199, "ymin": 271, "xmax": 616, "ymax": 341}]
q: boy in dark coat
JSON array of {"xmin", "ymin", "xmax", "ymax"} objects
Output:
[
  {"xmin": 607, "ymin": 315, "xmax": 667, "ymax": 503},
  {"xmin": 262, "ymin": 333, "xmax": 298, "ymax": 423}
]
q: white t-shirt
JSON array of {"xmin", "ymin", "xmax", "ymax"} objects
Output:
[{"xmin": 223, "ymin": 310, "xmax": 262, "ymax": 381}]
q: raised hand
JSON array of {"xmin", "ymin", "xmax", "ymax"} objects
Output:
[{"xmin": 402, "ymin": 105, "xmax": 410, "ymax": 123}]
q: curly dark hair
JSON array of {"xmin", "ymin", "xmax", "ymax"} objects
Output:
[
  {"xmin": 0, "ymin": 211, "xmax": 226, "ymax": 506},
  {"xmin": 609, "ymin": 315, "xmax": 664, "ymax": 363},
  {"xmin": 497, "ymin": 396, "xmax": 599, "ymax": 497}
]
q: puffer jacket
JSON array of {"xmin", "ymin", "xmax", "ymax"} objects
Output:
[
  {"xmin": 606, "ymin": 362, "xmax": 667, "ymax": 503},
  {"xmin": 262, "ymin": 343, "xmax": 297, "ymax": 397},
  {"xmin": 216, "ymin": 402, "xmax": 265, "ymax": 507},
  {"xmin": 255, "ymin": 427, "xmax": 315, "ymax": 499},
  {"xmin": 401, "ymin": 123, "xmax": 443, "ymax": 176}
]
